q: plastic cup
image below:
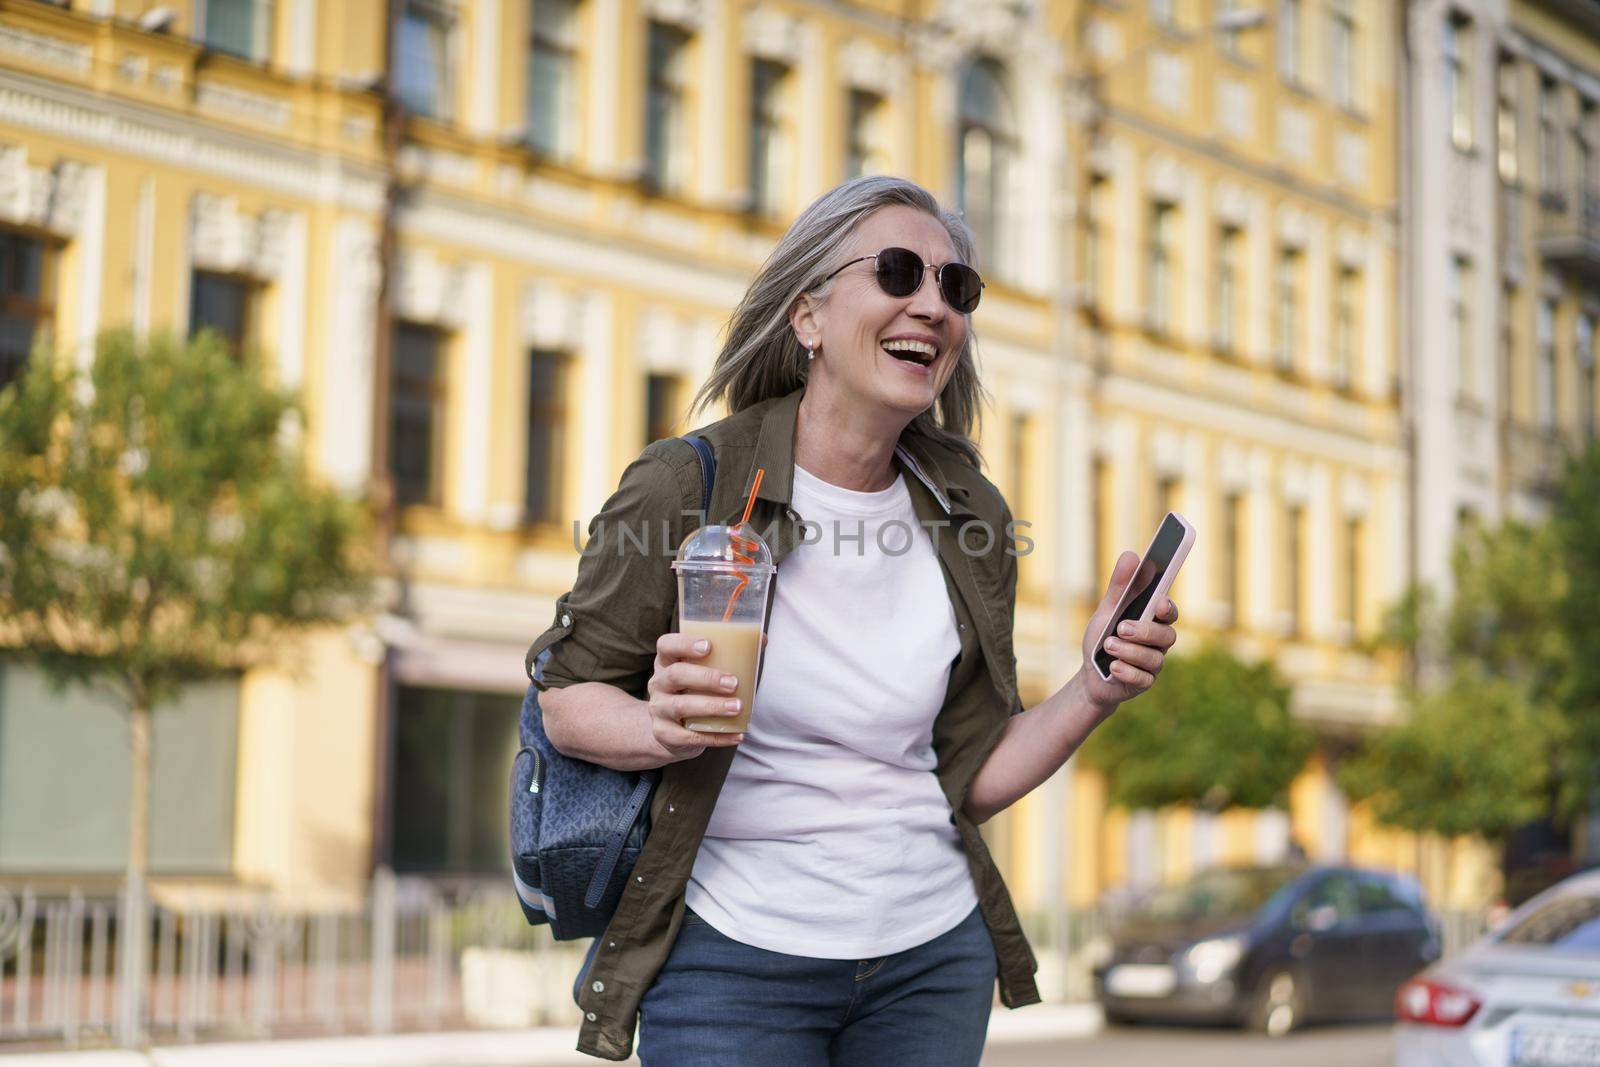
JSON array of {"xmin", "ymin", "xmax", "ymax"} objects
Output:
[{"xmin": 671, "ymin": 524, "xmax": 775, "ymax": 733}]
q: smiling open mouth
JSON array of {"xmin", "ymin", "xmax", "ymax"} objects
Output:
[{"xmin": 882, "ymin": 339, "xmax": 937, "ymax": 366}]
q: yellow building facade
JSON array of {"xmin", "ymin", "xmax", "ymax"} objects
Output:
[{"xmin": 0, "ymin": 0, "xmax": 1522, "ymax": 919}]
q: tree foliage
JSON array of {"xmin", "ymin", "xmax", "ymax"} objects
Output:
[
  {"xmin": 1079, "ymin": 644, "xmax": 1316, "ymax": 812},
  {"xmin": 0, "ymin": 331, "xmax": 373, "ymax": 706},
  {"xmin": 1551, "ymin": 443, "xmax": 1600, "ymax": 818},
  {"xmin": 1337, "ymin": 669, "xmax": 1559, "ymax": 839}
]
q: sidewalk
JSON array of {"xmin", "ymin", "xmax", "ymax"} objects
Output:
[{"xmin": 0, "ymin": 1004, "xmax": 1103, "ymax": 1066}]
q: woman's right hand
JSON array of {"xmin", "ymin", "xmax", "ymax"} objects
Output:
[{"xmin": 645, "ymin": 633, "xmax": 748, "ymax": 763}]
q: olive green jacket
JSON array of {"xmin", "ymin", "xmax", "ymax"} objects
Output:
[{"xmin": 525, "ymin": 385, "xmax": 1041, "ymax": 1061}]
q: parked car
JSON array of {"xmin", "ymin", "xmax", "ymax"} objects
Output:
[
  {"xmin": 1393, "ymin": 867, "xmax": 1600, "ymax": 1067},
  {"xmin": 1092, "ymin": 863, "xmax": 1440, "ymax": 1036}
]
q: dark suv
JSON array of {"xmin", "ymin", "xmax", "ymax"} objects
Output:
[{"xmin": 1093, "ymin": 864, "xmax": 1441, "ymax": 1036}]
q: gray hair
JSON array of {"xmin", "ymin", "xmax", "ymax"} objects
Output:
[{"xmin": 689, "ymin": 175, "xmax": 989, "ymax": 468}]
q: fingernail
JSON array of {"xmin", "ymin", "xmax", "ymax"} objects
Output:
[
  {"xmin": 1105, "ymin": 638, "xmax": 1120, "ymax": 653},
  {"xmin": 695, "ymin": 640, "xmax": 709, "ymax": 654},
  {"xmin": 724, "ymin": 699, "xmax": 740, "ymax": 712},
  {"xmin": 732, "ymin": 734, "xmax": 745, "ymax": 743},
  {"xmin": 1118, "ymin": 622, "xmax": 1134, "ymax": 637},
  {"xmin": 721, "ymin": 674, "xmax": 737, "ymax": 690}
]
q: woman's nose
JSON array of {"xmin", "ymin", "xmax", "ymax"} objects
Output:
[{"xmin": 906, "ymin": 268, "xmax": 946, "ymax": 321}]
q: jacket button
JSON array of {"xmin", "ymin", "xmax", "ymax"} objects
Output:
[
  {"xmin": 667, "ymin": 804, "xmax": 675, "ymax": 814},
  {"xmin": 635, "ymin": 875, "xmax": 644, "ymax": 884},
  {"xmin": 608, "ymin": 940, "xmax": 617, "ymax": 949},
  {"xmin": 592, "ymin": 980, "xmax": 605, "ymax": 993},
  {"xmin": 586, "ymin": 1012, "xmax": 597, "ymax": 1022},
  {"xmin": 561, "ymin": 613, "xmax": 572, "ymax": 627}
]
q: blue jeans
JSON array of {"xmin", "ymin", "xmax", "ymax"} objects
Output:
[{"xmin": 636, "ymin": 905, "xmax": 997, "ymax": 1066}]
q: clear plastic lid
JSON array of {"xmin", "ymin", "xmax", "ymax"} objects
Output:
[{"xmin": 671, "ymin": 523, "xmax": 775, "ymax": 574}]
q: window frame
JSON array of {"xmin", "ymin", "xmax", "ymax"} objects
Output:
[
  {"xmin": 395, "ymin": 0, "xmax": 460, "ymax": 122},
  {"xmin": 390, "ymin": 320, "xmax": 450, "ymax": 509},
  {"xmin": 0, "ymin": 225, "xmax": 57, "ymax": 391},
  {"xmin": 525, "ymin": 346, "xmax": 571, "ymax": 526}
]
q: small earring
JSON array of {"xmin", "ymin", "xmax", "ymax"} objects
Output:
[{"xmin": 806, "ymin": 345, "xmax": 815, "ymax": 361}]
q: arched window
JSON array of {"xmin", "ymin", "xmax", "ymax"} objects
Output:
[{"xmin": 957, "ymin": 57, "xmax": 1016, "ymax": 275}]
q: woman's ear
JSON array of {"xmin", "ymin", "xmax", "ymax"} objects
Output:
[{"xmin": 788, "ymin": 293, "xmax": 822, "ymax": 352}]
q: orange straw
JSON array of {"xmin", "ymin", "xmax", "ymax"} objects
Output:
[{"xmin": 721, "ymin": 468, "xmax": 765, "ymax": 622}]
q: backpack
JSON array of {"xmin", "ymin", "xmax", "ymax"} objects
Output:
[{"xmin": 510, "ymin": 435, "xmax": 715, "ymax": 940}]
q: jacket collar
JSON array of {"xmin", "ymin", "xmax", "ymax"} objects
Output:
[{"xmin": 742, "ymin": 386, "xmax": 965, "ymax": 516}]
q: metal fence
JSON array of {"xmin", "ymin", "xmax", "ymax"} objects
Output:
[
  {"xmin": 0, "ymin": 870, "xmax": 591, "ymax": 1049},
  {"xmin": 0, "ymin": 873, "xmax": 1494, "ymax": 1051}
]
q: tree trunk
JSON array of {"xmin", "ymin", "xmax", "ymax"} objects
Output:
[{"xmin": 127, "ymin": 701, "xmax": 150, "ymax": 882}]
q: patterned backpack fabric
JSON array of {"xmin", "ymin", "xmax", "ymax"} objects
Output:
[{"xmin": 509, "ymin": 435, "xmax": 715, "ymax": 940}]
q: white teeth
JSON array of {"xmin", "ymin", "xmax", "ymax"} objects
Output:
[{"xmin": 882, "ymin": 339, "xmax": 937, "ymax": 364}]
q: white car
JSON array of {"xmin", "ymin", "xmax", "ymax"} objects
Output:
[{"xmin": 1394, "ymin": 868, "xmax": 1600, "ymax": 1067}]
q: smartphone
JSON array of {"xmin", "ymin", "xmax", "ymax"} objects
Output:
[{"xmin": 1092, "ymin": 512, "xmax": 1196, "ymax": 682}]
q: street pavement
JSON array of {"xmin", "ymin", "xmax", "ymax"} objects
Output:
[{"xmin": 981, "ymin": 1021, "xmax": 1395, "ymax": 1066}]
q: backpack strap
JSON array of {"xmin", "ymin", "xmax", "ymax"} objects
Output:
[{"xmin": 683, "ymin": 434, "xmax": 716, "ymax": 518}]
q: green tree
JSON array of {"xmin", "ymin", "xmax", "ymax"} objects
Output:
[
  {"xmin": 1079, "ymin": 645, "xmax": 1316, "ymax": 812},
  {"xmin": 1551, "ymin": 442, "xmax": 1600, "ymax": 819},
  {"xmin": 1337, "ymin": 669, "xmax": 1558, "ymax": 839},
  {"xmin": 0, "ymin": 331, "xmax": 373, "ymax": 884}
]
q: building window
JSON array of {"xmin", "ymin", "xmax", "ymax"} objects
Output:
[
  {"xmin": 1578, "ymin": 313, "xmax": 1595, "ymax": 438},
  {"xmin": 1274, "ymin": 248, "xmax": 1301, "ymax": 374},
  {"xmin": 1334, "ymin": 267, "xmax": 1358, "ymax": 391},
  {"xmin": 1216, "ymin": 226, "xmax": 1240, "ymax": 352},
  {"xmin": 526, "ymin": 348, "xmax": 569, "ymax": 525},
  {"xmin": 1536, "ymin": 298, "xmax": 1556, "ymax": 428},
  {"xmin": 1541, "ymin": 77, "xmax": 1562, "ymax": 196},
  {"xmin": 1503, "ymin": 283, "xmax": 1518, "ymax": 409},
  {"xmin": 1155, "ymin": 475, "xmax": 1179, "ymax": 529},
  {"xmin": 958, "ymin": 57, "xmax": 1015, "ymax": 276},
  {"xmin": 528, "ymin": 0, "xmax": 581, "ymax": 159},
  {"xmin": 644, "ymin": 372, "xmax": 680, "ymax": 445},
  {"xmin": 395, "ymin": 0, "xmax": 457, "ymax": 121},
  {"xmin": 200, "ymin": 0, "xmax": 267, "ymax": 60},
  {"xmin": 1450, "ymin": 257, "xmax": 1472, "ymax": 400},
  {"xmin": 1444, "ymin": 15, "xmax": 1472, "ymax": 151},
  {"xmin": 391, "ymin": 322, "xmax": 447, "ymax": 508},
  {"xmin": 1342, "ymin": 515, "xmax": 1362, "ymax": 638},
  {"xmin": 1283, "ymin": 503, "xmax": 1303, "ymax": 638},
  {"xmin": 391, "ymin": 686, "xmax": 520, "ymax": 875},
  {"xmin": 845, "ymin": 89, "xmax": 887, "ymax": 180},
  {"xmin": 1219, "ymin": 0, "xmax": 1243, "ymax": 56},
  {"xmin": 1147, "ymin": 202, "xmax": 1176, "ymax": 336},
  {"xmin": 1499, "ymin": 57, "xmax": 1520, "ymax": 184},
  {"xmin": 1580, "ymin": 100, "xmax": 1597, "ymax": 208},
  {"xmin": 1010, "ymin": 413, "xmax": 1032, "ymax": 521},
  {"xmin": 749, "ymin": 58, "xmax": 791, "ymax": 217},
  {"xmin": 1277, "ymin": 0, "xmax": 1301, "ymax": 84},
  {"xmin": 1220, "ymin": 491, "xmax": 1242, "ymax": 626},
  {"xmin": 188, "ymin": 270, "xmax": 257, "ymax": 358},
  {"xmin": 644, "ymin": 21, "xmax": 691, "ymax": 195},
  {"xmin": 1329, "ymin": 0, "xmax": 1356, "ymax": 110},
  {"xmin": 1151, "ymin": 0, "xmax": 1176, "ymax": 29},
  {"xmin": 1091, "ymin": 457, "xmax": 1108, "ymax": 583},
  {"xmin": 0, "ymin": 228, "xmax": 54, "ymax": 391},
  {"xmin": 1084, "ymin": 174, "xmax": 1107, "ymax": 311}
]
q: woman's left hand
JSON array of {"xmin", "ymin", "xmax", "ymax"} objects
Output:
[{"xmin": 1078, "ymin": 550, "xmax": 1180, "ymax": 717}]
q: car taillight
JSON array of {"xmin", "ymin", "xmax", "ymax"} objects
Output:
[{"xmin": 1396, "ymin": 977, "xmax": 1482, "ymax": 1027}]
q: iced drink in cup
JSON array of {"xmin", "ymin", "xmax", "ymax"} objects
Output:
[{"xmin": 672, "ymin": 523, "xmax": 775, "ymax": 733}]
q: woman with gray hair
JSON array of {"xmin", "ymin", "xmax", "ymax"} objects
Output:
[{"xmin": 531, "ymin": 175, "xmax": 1180, "ymax": 1064}]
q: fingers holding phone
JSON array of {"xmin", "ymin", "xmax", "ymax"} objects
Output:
[{"xmin": 1080, "ymin": 513, "xmax": 1193, "ymax": 707}]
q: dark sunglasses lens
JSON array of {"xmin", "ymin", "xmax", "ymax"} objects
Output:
[
  {"xmin": 941, "ymin": 264, "xmax": 983, "ymax": 313},
  {"xmin": 875, "ymin": 248, "xmax": 924, "ymax": 297}
]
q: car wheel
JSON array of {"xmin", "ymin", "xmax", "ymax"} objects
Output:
[{"xmin": 1250, "ymin": 968, "xmax": 1303, "ymax": 1038}]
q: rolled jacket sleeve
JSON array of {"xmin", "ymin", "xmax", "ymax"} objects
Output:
[{"xmin": 526, "ymin": 442, "xmax": 701, "ymax": 699}]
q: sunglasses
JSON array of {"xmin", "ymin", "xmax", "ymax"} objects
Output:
[{"xmin": 820, "ymin": 247, "xmax": 985, "ymax": 314}]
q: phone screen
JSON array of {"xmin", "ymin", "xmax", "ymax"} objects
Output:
[{"xmin": 1094, "ymin": 513, "xmax": 1186, "ymax": 679}]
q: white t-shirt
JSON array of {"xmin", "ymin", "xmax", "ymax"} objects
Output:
[{"xmin": 684, "ymin": 463, "xmax": 979, "ymax": 958}]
